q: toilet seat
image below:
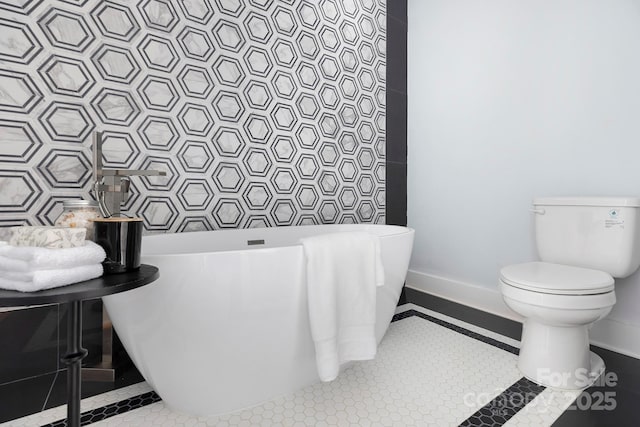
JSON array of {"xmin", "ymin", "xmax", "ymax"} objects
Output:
[
  {"xmin": 500, "ymin": 280, "xmax": 616, "ymax": 310},
  {"xmin": 500, "ymin": 262, "xmax": 614, "ymax": 295}
]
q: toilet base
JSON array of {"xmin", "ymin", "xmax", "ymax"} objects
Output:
[{"xmin": 518, "ymin": 320, "xmax": 605, "ymax": 389}]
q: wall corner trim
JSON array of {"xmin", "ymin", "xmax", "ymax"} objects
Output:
[{"xmin": 406, "ymin": 269, "xmax": 640, "ymax": 360}]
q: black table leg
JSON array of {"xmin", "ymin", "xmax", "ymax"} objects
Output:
[{"xmin": 61, "ymin": 300, "xmax": 88, "ymax": 427}]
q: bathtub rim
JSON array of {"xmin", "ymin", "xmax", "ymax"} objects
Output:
[{"xmin": 141, "ymin": 224, "xmax": 415, "ymax": 258}]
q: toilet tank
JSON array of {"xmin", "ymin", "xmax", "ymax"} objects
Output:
[{"xmin": 533, "ymin": 197, "xmax": 640, "ymax": 278}]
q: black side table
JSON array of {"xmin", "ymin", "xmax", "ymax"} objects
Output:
[{"xmin": 0, "ymin": 264, "xmax": 159, "ymax": 427}]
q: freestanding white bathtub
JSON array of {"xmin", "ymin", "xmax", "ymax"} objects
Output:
[{"xmin": 102, "ymin": 224, "xmax": 414, "ymax": 416}]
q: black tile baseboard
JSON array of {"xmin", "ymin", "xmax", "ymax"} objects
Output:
[{"xmin": 403, "ymin": 287, "xmax": 522, "ymax": 341}]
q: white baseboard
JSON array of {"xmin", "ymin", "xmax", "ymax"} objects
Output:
[{"xmin": 406, "ymin": 269, "xmax": 640, "ymax": 360}]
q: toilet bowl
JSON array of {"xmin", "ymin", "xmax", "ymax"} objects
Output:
[{"xmin": 500, "ymin": 262, "xmax": 616, "ymax": 389}]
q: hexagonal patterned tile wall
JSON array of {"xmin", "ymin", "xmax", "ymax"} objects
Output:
[{"xmin": 0, "ymin": 0, "xmax": 386, "ymax": 232}]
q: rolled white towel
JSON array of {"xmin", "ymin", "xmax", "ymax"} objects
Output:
[
  {"xmin": 0, "ymin": 241, "xmax": 106, "ymax": 272},
  {"xmin": 0, "ymin": 264, "xmax": 104, "ymax": 292}
]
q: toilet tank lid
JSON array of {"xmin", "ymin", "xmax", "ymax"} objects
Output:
[
  {"xmin": 533, "ymin": 197, "xmax": 640, "ymax": 207},
  {"xmin": 500, "ymin": 262, "xmax": 614, "ymax": 295}
]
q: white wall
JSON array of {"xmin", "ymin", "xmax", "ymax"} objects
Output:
[{"xmin": 407, "ymin": 0, "xmax": 640, "ymax": 356}]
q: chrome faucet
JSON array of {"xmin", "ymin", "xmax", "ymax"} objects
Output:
[{"xmin": 92, "ymin": 132, "xmax": 166, "ymax": 217}]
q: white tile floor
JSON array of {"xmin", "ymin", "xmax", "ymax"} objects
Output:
[{"xmin": 4, "ymin": 305, "xmax": 578, "ymax": 427}]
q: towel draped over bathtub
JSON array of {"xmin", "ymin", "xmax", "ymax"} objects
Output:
[{"xmin": 301, "ymin": 232, "xmax": 385, "ymax": 382}]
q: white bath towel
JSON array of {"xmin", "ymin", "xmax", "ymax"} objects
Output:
[
  {"xmin": 0, "ymin": 264, "xmax": 103, "ymax": 292},
  {"xmin": 301, "ymin": 231, "xmax": 385, "ymax": 382},
  {"xmin": 0, "ymin": 241, "xmax": 105, "ymax": 272}
]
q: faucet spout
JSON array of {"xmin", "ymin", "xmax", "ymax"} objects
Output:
[{"xmin": 92, "ymin": 131, "xmax": 166, "ymax": 217}]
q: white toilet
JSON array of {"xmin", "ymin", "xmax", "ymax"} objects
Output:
[{"xmin": 500, "ymin": 197, "xmax": 640, "ymax": 389}]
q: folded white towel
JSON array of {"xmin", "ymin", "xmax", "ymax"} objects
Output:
[
  {"xmin": 0, "ymin": 264, "xmax": 103, "ymax": 292},
  {"xmin": 0, "ymin": 241, "xmax": 105, "ymax": 272},
  {"xmin": 301, "ymin": 231, "xmax": 385, "ymax": 382}
]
